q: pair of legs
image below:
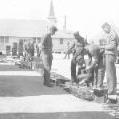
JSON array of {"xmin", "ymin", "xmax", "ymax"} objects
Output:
[
  {"xmin": 71, "ymin": 56, "xmax": 84, "ymax": 83},
  {"xmin": 93, "ymin": 59, "xmax": 105, "ymax": 89},
  {"xmin": 41, "ymin": 49, "xmax": 53, "ymax": 86},
  {"xmin": 105, "ymin": 55, "xmax": 117, "ymax": 95},
  {"xmin": 71, "ymin": 57, "xmax": 77, "ymax": 83}
]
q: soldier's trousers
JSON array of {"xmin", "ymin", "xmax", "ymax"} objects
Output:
[
  {"xmin": 41, "ymin": 49, "xmax": 53, "ymax": 84},
  {"xmin": 105, "ymin": 55, "xmax": 117, "ymax": 95},
  {"xmin": 71, "ymin": 57, "xmax": 77, "ymax": 83},
  {"xmin": 93, "ymin": 59, "xmax": 105, "ymax": 88}
]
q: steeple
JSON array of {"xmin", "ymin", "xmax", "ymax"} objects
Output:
[
  {"xmin": 48, "ymin": 0, "xmax": 57, "ymax": 26},
  {"xmin": 49, "ymin": 0, "xmax": 55, "ymax": 18}
]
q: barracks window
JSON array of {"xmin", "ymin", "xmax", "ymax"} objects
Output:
[{"xmin": 60, "ymin": 38, "xmax": 63, "ymax": 44}]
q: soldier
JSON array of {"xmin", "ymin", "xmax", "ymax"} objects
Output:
[
  {"xmin": 64, "ymin": 42, "xmax": 70, "ymax": 59},
  {"xmin": 85, "ymin": 44, "xmax": 105, "ymax": 89},
  {"xmin": 76, "ymin": 55, "xmax": 94, "ymax": 86},
  {"xmin": 41, "ymin": 25, "xmax": 58, "ymax": 87},
  {"xmin": 101, "ymin": 22, "xmax": 118, "ymax": 103},
  {"xmin": 70, "ymin": 31, "xmax": 85, "ymax": 84},
  {"xmin": 24, "ymin": 40, "xmax": 30, "ymax": 62}
]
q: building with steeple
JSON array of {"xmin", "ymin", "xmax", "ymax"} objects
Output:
[
  {"xmin": 48, "ymin": 0, "xmax": 57, "ymax": 27},
  {"xmin": 0, "ymin": 0, "xmax": 74, "ymax": 55}
]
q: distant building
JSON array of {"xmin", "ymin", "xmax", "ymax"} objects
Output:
[
  {"xmin": 0, "ymin": 0, "xmax": 74, "ymax": 54},
  {"xmin": 0, "ymin": 19, "xmax": 48, "ymax": 54},
  {"xmin": 53, "ymin": 30, "xmax": 74, "ymax": 53}
]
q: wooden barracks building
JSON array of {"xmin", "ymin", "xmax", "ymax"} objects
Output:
[{"xmin": 0, "ymin": 0, "xmax": 74, "ymax": 55}]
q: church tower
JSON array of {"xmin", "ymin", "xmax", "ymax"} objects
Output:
[{"xmin": 48, "ymin": 0, "xmax": 57, "ymax": 26}]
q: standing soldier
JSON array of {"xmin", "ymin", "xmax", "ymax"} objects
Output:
[
  {"xmin": 101, "ymin": 22, "xmax": 118, "ymax": 103},
  {"xmin": 70, "ymin": 31, "xmax": 85, "ymax": 84},
  {"xmin": 37, "ymin": 42, "xmax": 42, "ymax": 57},
  {"xmin": 24, "ymin": 40, "xmax": 30, "ymax": 62},
  {"xmin": 41, "ymin": 26, "xmax": 58, "ymax": 87},
  {"xmin": 64, "ymin": 42, "xmax": 70, "ymax": 59}
]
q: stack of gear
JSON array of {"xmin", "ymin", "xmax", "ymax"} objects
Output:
[{"xmin": 64, "ymin": 83, "xmax": 94, "ymax": 101}]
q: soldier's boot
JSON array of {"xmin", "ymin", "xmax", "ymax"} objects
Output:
[{"xmin": 44, "ymin": 81, "xmax": 54, "ymax": 87}]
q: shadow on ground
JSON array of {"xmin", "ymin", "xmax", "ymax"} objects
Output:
[
  {"xmin": 0, "ymin": 112, "xmax": 114, "ymax": 119},
  {"xmin": 0, "ymin": 76, "xmax": 67, "ymax": 97},
  {"xmin": 0, "ymin": 65, "xmax": 67, "ymax": 97},
  {"xmin": 0, "ymin": 65, "xmax": 31, "ymax": 71}
]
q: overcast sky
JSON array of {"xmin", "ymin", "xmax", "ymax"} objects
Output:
[{"xmin": 0, "ymin": 0, "xmax": 118, "ymax": 39}]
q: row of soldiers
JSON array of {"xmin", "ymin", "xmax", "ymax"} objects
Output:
[{"xmin": 34, "ymin": 23, "xmax": 118, "ymax": 104}]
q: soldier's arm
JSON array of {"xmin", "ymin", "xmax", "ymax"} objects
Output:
[
  {"xmin": 82, "ymin": 38, "xmax": 85, "ymax": 47},
  {"xmin": 66, "ymin": 43, "xmax": 75, "ymax": 53},
  {"xmin": 87, "ymin": 58, "xmax": 98, "ymax": 69},
  {"xmin": 69, "ymin": 43, "xmax": 75, "ymax": 50},
  {"xmin": 105, "ymin": 32, "xmax": 117, "ymax": 50},
  {"xmin": 86, "ymin": 53, "xmax": 98, "ymax": 70},
  {"xmin": 41, "ymin": 35, "xmax": 47, "ymax": 49}
]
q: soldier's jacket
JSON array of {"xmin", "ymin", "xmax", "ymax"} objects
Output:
[
  {"xmin": 68, "ymin": 37, "xmax": 85, "ymax": 58},
  {"xmin": 41, "ymin": 33, "xmax": 52, "ymax": 50},
  {"xmin": 86, "ymin": 44, "xmax": 103, "ymax": 69},
  {"xmin": 104, "ymin": 30, "xmax": 118, "ymax": 56}
]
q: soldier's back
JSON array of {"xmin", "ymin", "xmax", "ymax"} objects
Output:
[{"xmin": 88, "ymin": 44, "xmax": 100, "ymax": 58}]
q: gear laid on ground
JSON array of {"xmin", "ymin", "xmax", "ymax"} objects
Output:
[
  {"xmin": 50, "ymin": 72, "xmax": 70, "ymax": 86},
  {"xmin": 64, "ymin": 83, "xmax": 94, "ymax": 101},
  {"xmin": 102, "ymin": 101, "xmax": 119, "ymax": 118}
]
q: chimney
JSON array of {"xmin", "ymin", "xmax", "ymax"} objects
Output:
[{"xmin": 63, "ymin": 15, "xmax": 66, "ymax": 30}]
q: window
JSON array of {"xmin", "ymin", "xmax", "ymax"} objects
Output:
[
  {"xmin": 60, "ymin": 38, "xmax": 63, "ymax": 44},
  {"xmin": 5, "ymin": 36, "xmax": 9, "ymax": 43},
  {"xmin": 37, "ymin": 38, "xmax": 41, "ymax": 43},
  {"xmin": 0, "ymin": 36, "xmax": 4, "ymax": 43},
  {"xmin": 33, "ymin": 38, "xmax": 36, "ymax": 43}
]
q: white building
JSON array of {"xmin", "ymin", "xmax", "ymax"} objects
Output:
[{"xmin": 0, "ymin": 0, "xmax": 74, "ymax": 54}]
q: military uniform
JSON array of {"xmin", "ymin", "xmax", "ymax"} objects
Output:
[
  {"xmin": 70, "ymin": 34, "xmax": 85, "ymax": 83},
  {"xmin": 76, "ymin": 54, "xmax": 94, "ymax": 86},
  {"xmin": 103, "ymin": 30, "xmax": 118, "ymax": 95},
  {"xmin": 86, "ymin": 44, "xmax": 105, "ymax": 88},
  {"xmin": 64, "ymin": 42, "xmax": 70, "ymax": 59},
  {"xmin": 41, "ymin": 33, "xmax": 53, "ymax": 86}
]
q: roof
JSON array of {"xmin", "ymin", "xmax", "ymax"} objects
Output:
[
  {"xmin": 53, "ymin": 30, "xmax": 74, "ymax": 39},
  {"xmin": 0, "ymin": 19, "xmax": 48, "ymax": 37}
]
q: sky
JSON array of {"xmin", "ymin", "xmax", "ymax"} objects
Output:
[{"xmin": 0, "ymin": 0, "xmax": 118, "ymax": 39}]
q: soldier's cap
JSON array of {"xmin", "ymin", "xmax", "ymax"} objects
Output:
[
  {"xmin": 73, "ymin": 31, "xmax": 79, "ymax": 36},
  {"xmin": 102, "ymin": 22, "xmax": 110, "ymax": 28},
  {"xmin": 50, "ymin": 25, "xmax": 58, "ymax": 32}
]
